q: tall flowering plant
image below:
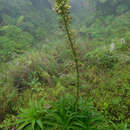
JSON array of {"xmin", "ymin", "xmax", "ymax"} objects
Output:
[{"xmin": 54, "ymin": 0, "xmax": 80, "ymax": 111}]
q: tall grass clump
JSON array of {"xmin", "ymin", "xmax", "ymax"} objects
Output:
[
  {"xmin": 15, "ymin": 99, "xmax": 48, "ymax": 130},
  {"xmin": 54, "ymin": 0, "xmax": 80, "ymax": 111}
]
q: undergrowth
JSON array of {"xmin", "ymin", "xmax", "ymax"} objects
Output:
[{"xmin": 0, "ymin": 0, "xmax": 130, "ymax": 130}]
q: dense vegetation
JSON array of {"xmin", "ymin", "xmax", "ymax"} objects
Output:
[{"xmin": 0, "ymin": 0, "xmax": 130, "ymax": 129}]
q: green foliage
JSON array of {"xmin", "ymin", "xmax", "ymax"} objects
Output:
[
  {"xmin": 98, "ymin": 52, "xmax": 118, "ymax": 68},
  {"xmin": 110, "ymin": 121, "xmax": 129, "ymax": 130},
  {"xmin": 124, "ymin": 31, "xmax": 130, "ymax": 43},
  {"xmin": 0, "ymin": 85, "xmax": 17, "ymax": 123},
  {"xmin": 0, "ymin": 36, "xmax": 16, "ymax": 61},
  {"xmin": 0, "ymin": 35, "xmax": 129, "ymax": 128},
  {"xmin": 84, "ymin": 46, "xmax": 118, "ymax": 69},
  {"xmin": 48, "ymin": 96, "xmax": 104, "ymax": 130},
  {"xmin": 2, "ymin": 14, "xmax": 16, "ymax": 25},
  {"xmin": 15, "ymin": 96, "xmax": 104, "ymax": 130},
  {"xmin": 0, "ymin": 114, "xmax": 16, "ymax": 130},
  {"xmin": 0, "ymin": 25, "xmax": 34, "ymax": 62},
  {"xmin": 0, "ymin": 0, "xmax": 130, "ymax": 129},
  {"xmin": 6, "ymin": 45, "xmax": 66, "ymax": 90},
  {"xmin": 84, "ymin": 11, "xmax": 130, "ymax": 42},
  {"xmin": 36, "ymin": 27, "xmax": 47, "ymax": 41},
  {"xmin": 17, "ymin": 16, "xmax": 24, "ymax": 25},
  {"xmin": 0, "ymin": 0, "xmax": 58, "ymax": 63},
  {"xmin": 16, "ymin": 99, "xmax": 46, "ymax": 130}
]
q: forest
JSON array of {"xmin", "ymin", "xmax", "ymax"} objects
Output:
[{"xmin": 0, "ymin": 0, "xmax": 130, "ymax": 129}]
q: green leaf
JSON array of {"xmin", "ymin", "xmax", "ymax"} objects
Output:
[
  {"xmin": 17, "ymin": 121, "xmax": 31, "ymax": 130},
  {"xmin": 36, "ymin": 120, "xmax": 44, "ymax": 130}
]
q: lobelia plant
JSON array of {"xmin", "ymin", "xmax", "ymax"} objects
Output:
[{"xmin": 54, "ymin": 0, "xmax": 80, "ymax": 111}]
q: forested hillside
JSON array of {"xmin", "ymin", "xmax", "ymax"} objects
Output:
[{"xmin": 0, "ymin": 0, "xmax": 130, "ymax": 129}]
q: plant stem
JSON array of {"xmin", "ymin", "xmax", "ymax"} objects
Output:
[{"xmin": 61, "ymin": 9, "xmax": 80, "ymax": 111}]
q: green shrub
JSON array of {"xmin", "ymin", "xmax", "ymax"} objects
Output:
[
  {"xmin": 7, "ymin": 52, "xmax": 54, "ymax": 90},
  {"xmin": 98, "ymin": 52, "xmax": 118, "ymax": 69},
  {"xmin": 0, "ymin": 36, "xmax": 16, "ymax": 62},
  {"xmin": 35, "ymin": 27, "xmax": 47, "ymax": 41},
  {"xmin": 2, "ymin": 14, "xmax": 16, "ymax": 25},
  {"xmin": 6, "ymin": 42, "xmax": 72, "ymax": 90},
  {"xmin": 0, "ymin": 85, "xmax": 17, "ymax": 123},
  {"xmin": 0, "ymin": 25, "xmax": 34, "ymax": 62},
  {"xmin": 84, "ymin": 47, "xmax": 118, "ymax": 69}
]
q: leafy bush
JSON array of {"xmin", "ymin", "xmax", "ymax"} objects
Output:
[
  {"xmin": 2, "ymin": 14, "xmax": 16, "ymax": 25},
  {"xmin": 6, "ymin": 42, "xmax": 72, "ymax": 90},
  {"xmin": 7, "ymin": 51, "xmax": 54, "ymax": 90},
  {"xmin": 0, "ymin": 25, "xmax": 34, "ymax": 62},
  {"xmin": 0, "ymin": 36, "xmax": 16, "ymax": 62},
  {"xmin": 98, "ymin": 52, "xmax": 118, "ymax": 68},
  {"xmin": 84, "ymin": 47, "xmax": 118, "ymax": 69},
  {"xmin": 36, "ymin": 27, "xmax": 47, "ymax": 41}
]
